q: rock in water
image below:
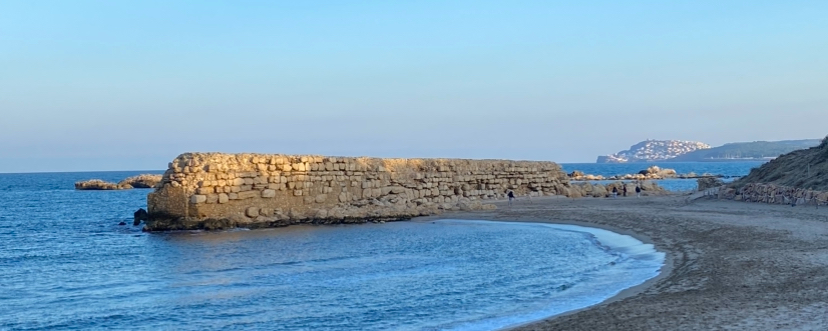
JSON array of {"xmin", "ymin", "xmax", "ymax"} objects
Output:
[
  {"xmin": 118, "ymin": 174, "xmax": 163, "ymax": 189},
  {"xmin": 74, "ymin": 179, "xmax": 121, "ymax": 190},
  {"xmin": 118, "ymin": 221, "xmax": 127, "ymax": 226},
  {"xmin": 134, "ymin": 208, "xmax": 148, "ymax": 226}
]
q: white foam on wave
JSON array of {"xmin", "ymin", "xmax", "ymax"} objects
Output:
[
  {"xmin": 538, "ymin": 223, "xmax": 665, "ymax": 260},
  {"xmin": 437, "ymin": 220, "xmax": 664, "ymax": 261}
]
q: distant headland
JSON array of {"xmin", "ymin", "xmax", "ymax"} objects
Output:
[{"xmin": 597, "ymin": 139, "xmax": 822, "ymax": 163}]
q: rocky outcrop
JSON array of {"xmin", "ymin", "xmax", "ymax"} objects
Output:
[
  {"xmin": 75, "ymin": 179, "xmax": 127, "ymax": 190},
  {"xmin": 708, "ymin": 135, "xmax": 828, "ymax": 207},
  {"xmin": 75, "ymin": 174, "xmax": 162, "ymax": 190},
  {"xmin": 597, "ymin": 140, "xmax": 711, "ymax": 163},
  {"xmin": 118, "ymin": 175, "xmax": 162, "ymax": 189},
  {"xmin": 144, "ymin": 153, "xmax": 573, "ymax": 231},
  {"xmin": 732, "ymin": 135, "xmax": 828, "ymax": 191}
]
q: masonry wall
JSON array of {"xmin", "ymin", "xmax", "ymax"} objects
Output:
[
  {"xmin": 716, "ymin": 183, "xmax": 828, "ymax": 206},
  {"xmin": 145, "ymin": 153, "xmax": 571, "ymax": 231}
]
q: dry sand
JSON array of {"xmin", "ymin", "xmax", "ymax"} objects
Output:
[{"xmin": 436, "ymin": 194, "xmax": 828, "ymax": 331}]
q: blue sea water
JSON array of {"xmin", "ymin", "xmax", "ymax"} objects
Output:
[
  {"xmin": 0, "ymin": 171, "xmax": 668, "ymax": 330},
  {"xmin": 561, "ymin": 161, "xmax": 766, "ymax": 191}
]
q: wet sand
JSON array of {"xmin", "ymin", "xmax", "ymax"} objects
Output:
[{"xmin": 438, "ymin": 194, "xmax": 828, "ymax": 330}]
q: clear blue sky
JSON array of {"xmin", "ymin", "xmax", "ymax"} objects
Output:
[{"xmin": 1, "ymin": 1, "xmax": 826, "ymax": 172}]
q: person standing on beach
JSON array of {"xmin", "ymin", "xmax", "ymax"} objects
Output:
[
  {"xmin": 623, "ymin": 186, "xmax": 628, "ymax": 197},
  {"xmin": 507, "ymin": 190, "xmax": 515, "ymax": 206},
  {"xmin": 635, "ymin": 185, "xmax": 641, "ymax": 198},
  {"xmin": 611, "ymin": 187, "xmax": 618, "ymax": 199}
]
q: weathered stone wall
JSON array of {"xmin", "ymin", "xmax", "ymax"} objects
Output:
[
  {"xmin": 715, "ymin": 183, "xmax": 828, "ymax": 206},
  {"xmin": 145, "ymin": 153, "xmax": 571, "ymax": 231}
]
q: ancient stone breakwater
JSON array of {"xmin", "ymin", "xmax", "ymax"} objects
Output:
[{"xmin": 144, "ymin": 153, "xmax": 572, "ymax": 231}]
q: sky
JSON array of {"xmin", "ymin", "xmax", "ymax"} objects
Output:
[{"xmin": 1, "ymin": 1, "xmax": 827, "ymax": 173}]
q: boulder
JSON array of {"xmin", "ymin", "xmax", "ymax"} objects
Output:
[
  {"xmin": 592, "ymin": 185, "xmax": 608, "ymax": 198},
  {"xmin": 245, "ymin": 207, "xmax": 260, "ymax": 218},
  {"xmin": 697, "ymin": 177, "xmax": 725, "ymax": 191},
  {"xmin": 133, "ymin": 208, "xmax": 148, "ymax": 226}
]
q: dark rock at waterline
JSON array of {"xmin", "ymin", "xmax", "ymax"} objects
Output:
[
  {"xmin": 134, "ymin": 208, "xmax": 148, "ymax": 226},
  {"xmin": 118, "ymin": 222, "xmax": 127, "ymax": 226}
]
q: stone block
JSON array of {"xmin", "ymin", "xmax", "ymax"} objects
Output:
[
  {"xmin": 246, "ymin": 207, "xmax": 260, "ymax": 218},
  {"xmin": 190, "ymin": 195, "xmax": 207, "ymax": 204},
  {"xmin": 218, "ymin": 193, "xmax": 229, "ymax": 204},
  {"xmin": 238, "ymin": 191, "xmax": 259, "ymax": 200},
  {"xmin": 260, "ymin": 208, "xmax": 274, "ymax": 217},
  {"xmin": 262, "ymin": 189, "xmax": 276, "ymax": 198}
]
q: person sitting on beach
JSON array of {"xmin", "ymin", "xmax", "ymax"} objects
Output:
[
  {"xmin": 611, "ymin": 187, "xmax": 618, "ymax": 198},
  {"xmin": 635, "ymin": 185, "xmax": 641, "ymax": 198}
]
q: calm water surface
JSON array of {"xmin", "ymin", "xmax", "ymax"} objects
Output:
[{"xmin": 0, "ymin": 171, "xmax": 667, "ymax": 330}]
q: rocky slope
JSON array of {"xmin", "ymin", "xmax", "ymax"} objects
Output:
[
  {"xmin": 731, "ymin": 136, "xmax": 828, "ymax": 190},
  {"xmin": 597, "ymin": 140, "xmax": 711, "ymax": 163}
]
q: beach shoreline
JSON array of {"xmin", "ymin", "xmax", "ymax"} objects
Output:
[{"xmin": 428, "ymin": 194, "xmax": 828, "ymax": 330}]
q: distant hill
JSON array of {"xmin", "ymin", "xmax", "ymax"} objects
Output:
[
  {"xmin": 732, "ymin": 136, "xmax": 828, "ymax": 190},
  {"xmin": 596, "ymin": 140, "xmax": 711, "ymax": 163},
  {"xmin": 666, "ymin": 139, "xmax": 822, "ymax": 162}
]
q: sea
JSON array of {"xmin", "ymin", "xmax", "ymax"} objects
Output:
[
  {"xmin": 561, "ymin": 161, "xmax": 767, "ymax": 191},
  {"xmin": 0, "ymin": 162, "xmax": 759, "ymax": 330}
]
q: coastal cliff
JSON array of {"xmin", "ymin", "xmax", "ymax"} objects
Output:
[{"xmin": 144, "ymin": 153, "xmax": 572, "ymax": 231}]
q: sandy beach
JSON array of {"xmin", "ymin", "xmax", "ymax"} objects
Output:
[{"xmin": 434, "ymin": 194, "xmax": 828, "ymax": 330}]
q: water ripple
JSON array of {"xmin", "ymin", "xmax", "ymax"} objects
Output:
[{"xmin": 0, "ymin": 172, "xmax": 663, "ymax": 331}]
